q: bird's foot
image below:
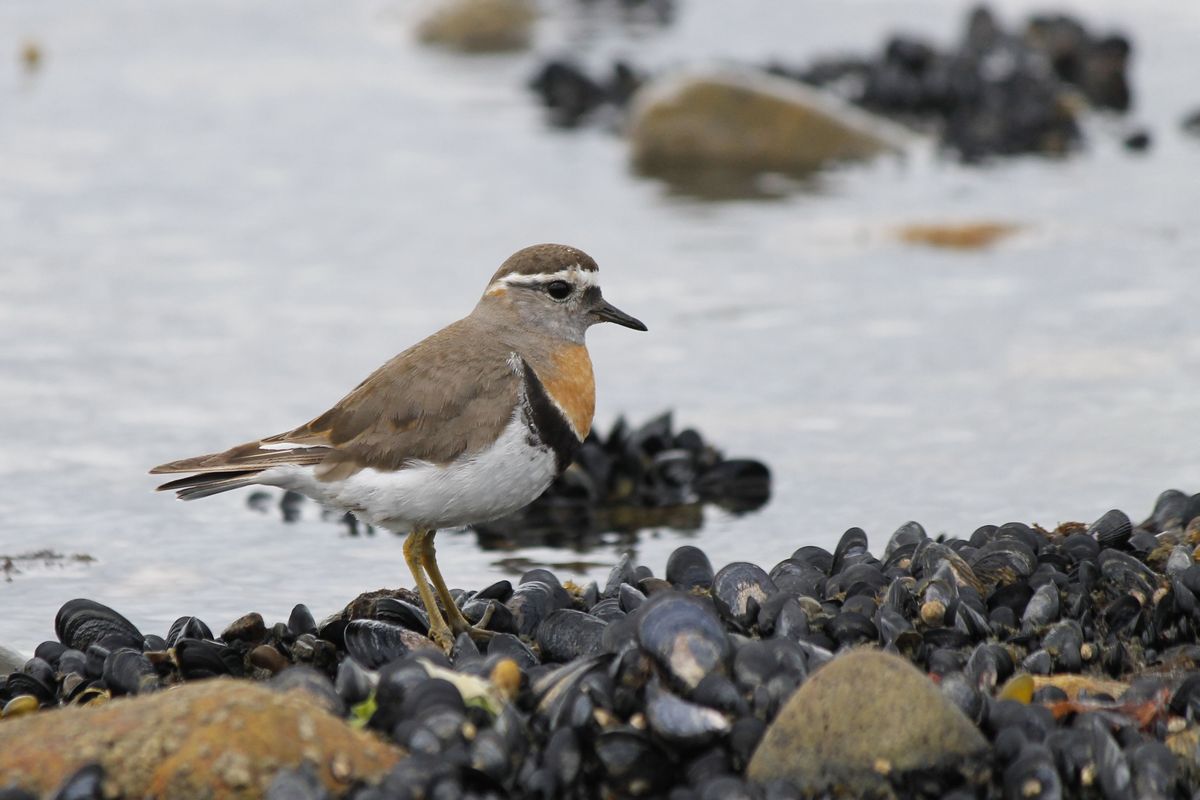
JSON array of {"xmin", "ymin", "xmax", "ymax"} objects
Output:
[
  {"xmin": 448, "ymin": 602, "xmax": 495, "ymax": 643},
  {"xmin": 428, "ymin": 621, "xmax": 457, "ymax": 654},
  {"xmin": 427, "ymin": 604, "xmax": 494, "ymax": 653}
]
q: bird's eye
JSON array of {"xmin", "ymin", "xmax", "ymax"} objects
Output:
[{"xmin": 546, "ymin": 280, "xmax": 572, "ymax": 300}]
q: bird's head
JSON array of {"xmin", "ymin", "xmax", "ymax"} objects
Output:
[{"xmin": 477, "ymin": 243, "xmax": 647, "ymax": 343}]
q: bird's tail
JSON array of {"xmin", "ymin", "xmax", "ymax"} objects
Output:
[{"xmin": 154, "ymin": 470, "xmax": 265, "ymax": 501}]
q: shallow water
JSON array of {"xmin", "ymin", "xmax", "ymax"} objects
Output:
[{"xmin": 2, "ymin": 0, "xmax": 1199, "ymax": 654}]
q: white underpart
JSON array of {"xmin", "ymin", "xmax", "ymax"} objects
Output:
[
  {"xmin": 488, "ymin": 265, "xmax": 599, "ymax": 293},
  {"xmin": 255, "ymin": 410, "xmax": 556, "ymax": 533}
]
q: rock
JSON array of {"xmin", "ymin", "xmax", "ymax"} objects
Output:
[
  {"xmin": 0, "ymin": 678, "xmax": 401, "ymax": 798},
  {"xmin": 1183, "ymin": 109, "xmax": 1200, "ymax": 139},
  {"xmin": 747, "ymin": 648, "xmax": 988, "ymax": 794},
  {"xmin": 20, "ymin": 41, "xmax": 43, "ymax": 73},
  {"xmin": 0, "ymin": 643, "xmax": 25, "ymax": 674},
  {"xmin": 221, "ymin": 612, "xmax": 266, "ymax": 645},
  {"xmin": 417, "ymin": 0, "xmax": 536, "ymax": 54},
  {"xmin": 627, "ymin": 65, "xmax": 908, "ymax": 175},
  {"xmin": 1122, "ymin": 129, "xmax": 1151, "ymax": 152}
]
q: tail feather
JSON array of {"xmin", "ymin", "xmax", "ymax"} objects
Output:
[{"xmin": 156, "ymin": 470, "xmax": 265, "ymax": 500}]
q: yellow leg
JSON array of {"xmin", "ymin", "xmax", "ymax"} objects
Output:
[
  {"xmin": 403, "ymin": 530, "xmax": 454, "ymax": 652},
  {"xmin": 419, "ymin": 532, "xmax": 494, "ymax": 641}
]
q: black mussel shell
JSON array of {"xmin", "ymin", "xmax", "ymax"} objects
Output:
[{"xmin": 55, "ymin": 599, "xmax": 142, "ymax": 652}]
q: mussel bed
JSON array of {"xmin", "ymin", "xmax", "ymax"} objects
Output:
[{"xmin": 6, "ymin": 488, "xmax": 1200, "ymax": 798}]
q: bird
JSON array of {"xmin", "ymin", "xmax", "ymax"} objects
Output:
[{"xmin": 150, "ymin": 243, "xmax": 647, "ymax": 651}]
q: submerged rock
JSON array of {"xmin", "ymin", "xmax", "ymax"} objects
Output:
[
  {"xmin": 0, "ymin": 678, "xmax": 401, "ymax": 797},
  {"xmin": 417, "ymin": 0, "xmax": 536, "ymax": 53},
  {"xmin": 747, "ymin": 649, "xmax": 988, "ymax": 794},
  {"xmin": 628, "ymin": 66, "xmax": 907, "ymax": 176}
]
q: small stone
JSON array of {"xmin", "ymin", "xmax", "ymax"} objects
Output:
[
  {"xmin": 221, "ymin": 612, "xmax": 266, "ymax": 645},
  {"xmin": 747, "ymin": 649, "xmax": 988, "ymax": 793},
  {"xmin": 1183, "ymin": 109, "xmax": 1200, "ymax": 139},
  {"xmin": 249, "ymin": 645, "xmax": 289, "ymax": 675},
  {"xmin": 20, "ymin": 41, "xmax": 42, "ymax": 73},
  {"xmin": 1122, "ymin": 129, "xmax": 1151, "ymax": 152}
]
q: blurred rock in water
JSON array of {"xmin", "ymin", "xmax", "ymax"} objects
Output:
[
  {"xmin": 627, "ymin": 66, "xmax": 908, "ymax": 177},
  {"xmin": 532, "ymin": 5, "xmax": 1139, "ymax": 164},
  {"xmin": 417, "ymin": 0, "xmax": 536, "ymax": 53},
  {"xmin": 1183, "ymin": 108, "xmax": 1200, "ymax": 139}
]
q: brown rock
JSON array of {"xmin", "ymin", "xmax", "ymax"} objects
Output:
[
  {"xmin": 249, "ymin": 644, "xmax": 289, "ymax": 675},
  {"xmin": 0, "ymin": 677, "xmax": 402, "ymax": 798},
  {"xmin": 628, "ymin": 66, "xmax": 907, "ymax": 175},
  {"xmin": 417, "ymin": 0, "xmax": 536, "ymax": 53},
  {"xmin": 747, "ymin": 648, "xmax": 988, "ymax": 796},
  {"xmin": 222, "ymin": 611, "xmax": 267, "ymax": 645}
]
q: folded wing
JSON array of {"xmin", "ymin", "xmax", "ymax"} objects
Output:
[{"xmin": 151, "ymin": 317, "xmax": 522, "ymax": 499}]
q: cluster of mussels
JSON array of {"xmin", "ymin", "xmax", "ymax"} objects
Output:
[
  {"xmin": 475, "ymin": 412, "xmax": 771, "ymax": 548},
  {"xmin": 774, "ymin": 5, "xmax": 1137, "ymax": 160},
  {"xmin": 530, "ymin": 5, "xmax": 1143, "ymax": 160},
  {"xmin": 7, "ymin": 489, "xmax": 1200, "ymax": 798},
  {"xmin": 255, "ymin": 413, "xmax": 772, "ymax": 549}
]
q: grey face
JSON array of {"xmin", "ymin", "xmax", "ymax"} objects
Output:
[{"xmin": 489, "ymin": 270, "xmax": 646, "ymax": 342}]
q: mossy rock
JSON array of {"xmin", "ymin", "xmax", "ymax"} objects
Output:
[{"xmin": 0, "ymin": 676, "xmax": 402, "ymax": 798}]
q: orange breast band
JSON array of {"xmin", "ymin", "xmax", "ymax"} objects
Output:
[{"xmin": 542, "ymin": 344, "xmax": 595, "ymax": 439}]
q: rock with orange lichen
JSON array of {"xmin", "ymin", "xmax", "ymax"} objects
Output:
[{"xmin": 0, "ymin": 677, "xmax": 402, "ymax": 798}]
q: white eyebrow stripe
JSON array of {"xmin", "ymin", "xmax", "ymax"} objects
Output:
[{"xmin": 494, "ymin": 266, "xmax": 599, "ymax": 291}]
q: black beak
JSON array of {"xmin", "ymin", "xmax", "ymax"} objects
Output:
[{"xmin": 592, "ymin": 299, "xmax": 647, "ymax": 331}]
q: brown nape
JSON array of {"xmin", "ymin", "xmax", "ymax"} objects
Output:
[{"xmin": 488, "ymin": 243, "xmax": 598, "ymax": 284}]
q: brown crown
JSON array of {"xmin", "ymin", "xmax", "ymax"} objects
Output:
[{"xmin": 488, "ymin": 243, "xmax": 598, "ymax": 284}]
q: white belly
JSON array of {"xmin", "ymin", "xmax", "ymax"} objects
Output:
[{"xmin": 258, "ymin": 413, "xmax": 558, "ymax": 532}]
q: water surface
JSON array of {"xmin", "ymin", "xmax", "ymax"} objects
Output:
[{"xmin": 2, "ymin": 0, "xmax": 1199, "ymax": 654}]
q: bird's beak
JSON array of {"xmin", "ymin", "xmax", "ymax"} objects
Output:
[{"xmin": 591, "ymin": 299, "xmax": 647, "ymax": 331}]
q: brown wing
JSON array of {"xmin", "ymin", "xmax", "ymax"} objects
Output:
[
  {"xmin": 152, "ymin": 317, "xmax": 522, "ymax": 484},
  {"xmin": 278, "ymin": 317, "xmax": 522, "ymax": 479}
]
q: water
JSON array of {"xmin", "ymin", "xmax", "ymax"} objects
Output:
[{"xmin": 2, "ymin": 0, "xmax": 1199, "ymax": 655}]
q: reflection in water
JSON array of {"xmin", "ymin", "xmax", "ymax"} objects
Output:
[{"xmin": 632, "ymin": 162, "xmax": 827, "ymax": 202}]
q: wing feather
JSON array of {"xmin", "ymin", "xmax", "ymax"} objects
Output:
[{"xmin": 150, "ymin": 316, "xmax": 522, "ymax": 486}]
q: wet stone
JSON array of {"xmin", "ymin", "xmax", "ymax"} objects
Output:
[
  {"xmin": 220, "ymin": 612, "xmax": 266, "ymax": 645},
  {"xmin": 747, "ymin": 649, "xmax": 988, "ymax": 793}
]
